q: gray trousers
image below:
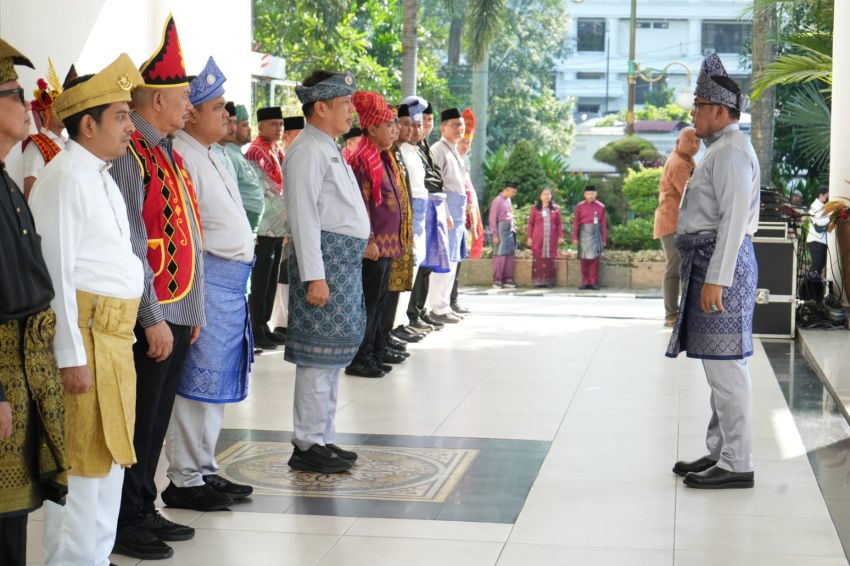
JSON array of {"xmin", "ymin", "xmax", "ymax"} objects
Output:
[
  {"xmin": 292, "ymin": 366, "xmax": 341, "ymax": 451},
  {"xmin": 703, "ymin": 358, "xmax": 753, "ymax": 473},
  {"xmin": 660, "ymin": 233, "xmax": 682, "ymax": 319},
  {"xmin": 166, "ymin": 397, "xmax": 225, "ymax": 487}
]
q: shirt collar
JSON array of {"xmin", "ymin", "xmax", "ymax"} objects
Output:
[
  {"xmin": 175, "ymin": 130, "xmax": 211, "ymax": 154},
  {"xmin": 704, "ymin": 123, "xmax": 739, "ymax": 147},
  {"xmin": 40, "ymin": 127, "xmax": 66, "ymax": 144},
  {"xmin": 130, "ymin": 112, "xmax": 169, "ymax": 148},
  {"xmin": 304, "ymin": 123, "xmax": 339, "ymax": 150},
  {"xmin": 65, "ymin": 140, "xmax": 110, "ymax": 172}
]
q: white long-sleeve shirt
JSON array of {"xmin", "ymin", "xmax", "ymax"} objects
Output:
[
  {"xmin": 284, "ymin": 123, "xmax": 370, "ymax": 282},
  {"xmin": 29, "ymin": 141, "xmax": 143, "ymax": 368},
  {"xmin": 174, "ymin": 130, "xmax": 254, "ymax": 263},
  {"xmin": 808, "ymin": 198, "xmax": 829, "ymax": 245},
  {"xmin": 677, "ymin": 123, "xmax": 760, "ymax": 287},
  {"xmin": 400, "ymin": 142, "xmax": 427, "ymax": 199}
]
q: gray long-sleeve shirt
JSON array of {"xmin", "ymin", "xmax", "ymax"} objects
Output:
[
  {"xmin": 283, "ymin": 123, "xmax": 370, "ymax": 282},
  {"xmin": 677, "ymin": 123, "xmax": 760, "ymax": 287}
]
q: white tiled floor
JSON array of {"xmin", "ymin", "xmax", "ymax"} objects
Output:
[{"xmin": 25, "ymin": 292, "xmax": 849, "ymax": 565}]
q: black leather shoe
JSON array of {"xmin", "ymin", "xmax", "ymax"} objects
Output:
[
  {"xmin": 113, "ymin": 524, "xmax": 174, "ymax": 560},
  {"xmin": 684, "ymin": 466, "xmax": 754, "ymax": 489},
  {"xmin": 267, "ymin": 328, "xmax": 287, "ymax": 344},
  {"xmin": 345, "ymin": 361, "xmax": 385, "ymax": 378},
  {"xmin": 420, "ymin": 313, "xmax": 445, "ymax": 329},
  {"xmin": 327, "ymin": 444, "xmax": 358, "ymax": 462},
  {"xmin": 408, "ymin": 318, "xmax": 434, "ymax": 332},
  {"xmin": 379, "ymin": 351, "xmax": 406, "ymax": 364},
  {"xmin": 451, "ymin": 302, "xmax": 471, "ymax": 315},
  {"xmin": 388, "ymin": 347, "xmax": 410, "ymax": 358},
  {"xmin": 387, "ymin": 336, "xmax": 409, "ymax": 350},
  {"xmin": 137, "ymin": 510, "xmax": 194, "ymax": 541},
  {"xmin": 430, "ymin": 312, "xmax": 461, "ymax": 324},
  {"xmin": 204, "ymin": 474, "xmax": 253, "ymax": 500},
  {"xmin": 289, "ymin": 444, "xmax": 352, "ymax": 473},
  {"xmin": 253, "ymin": 330, "xmax": 278, "ymax": 350},
  {"xmin": 370, "ymin": 358, "xmax": 393, "ymax": 373},
  {"xmin": 162, "ymin": 482, "xmax": 233, "ymax": 512},
  {"xmin": 673, "ymin": 456, "xmax": 718, "ymax": 477},
  {"xmin": 273, "ymin": 326, "xmax": 287, "ymax": 336},
  {"xmin": 392, "ymin": 327, "xmax": 424, "ymax": 343}
]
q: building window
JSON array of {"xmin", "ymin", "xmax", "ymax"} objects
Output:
[
  {"xmin": 577, "ymin": 103, "xmax": 600, "ymax": 113},
  {"xmin": 702, "ymin": 21, "xmax": 752, "ymax": 54},
  {"xmin": 577, "ymin": 19, "xmax": 605, "ymax": 52},
  {"xmin": 577, "ymin": 72, "xmax": 605, "ymax": 80}
]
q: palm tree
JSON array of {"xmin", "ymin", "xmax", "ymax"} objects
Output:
[
  {"xmin": 750, "ymin": 3, "xmax": 777, "ymax": 186},
  {"xmin": 401, "ymin": 0, "xmax": 419, "ymax": 96}
]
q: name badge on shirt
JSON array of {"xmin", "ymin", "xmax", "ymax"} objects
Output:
[{"xmin": 330, "ymin": 156, "xmax": 340, "ymax": 163}]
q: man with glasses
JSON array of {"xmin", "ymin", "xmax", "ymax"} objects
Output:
[{"xmin": 668, "ymin": 53, "xmax": 760, "ymax": 490}]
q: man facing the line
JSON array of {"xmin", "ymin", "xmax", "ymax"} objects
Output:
[
  {"xmin": 285, "ymin": 70, "xmax": 370, "ymax": 474},
  {"xmin": 572, "ymin": 185, "xmax": 607, "ymax": 290}
]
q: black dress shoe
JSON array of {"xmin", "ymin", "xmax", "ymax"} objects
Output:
[
  {"xmin": 345, "ymin": 361, "xmax": 385, "ymax": 378},
  {"xmin": 370, "ymin": 358, "xmax": 393, "ymax": 373},
  {"xmin": 392, "ymin": 327, "xmax": 424, "ymax": 343},
  {"xmin": 113, "ymin": 524, "xmax": 174, "ymax": 560},
  {"xmin": 379, "ymin": 351, "xmax": 406, "ymax": 364},
  {"xmin": 451, "ymin": 302, "xmax": 471, "ymax": 315},
  {"xmin": 387, "ymin": 336, "xmax": 409, "ymax": 350},
  {"xmin": 253, "ymin": 330, "xmax": 278, "ymax": 350},
  {"xmin": 420, "ymin": 313, "xmax": 445, "ymax": 329},
  {"xmin": 273, "ymin": 326, "xmax": 287, "ymax": 336},
  {"xmin": 327, "ymin": 443, "xmax": 358, "ymax": 462},
  {"xmin": 267, "ymin": 329, "xmax": 287, "ymax": 344},
  {"xmin": 408, "ymin": 318, "xmax": 434, "ymax": 332},
  {"xmin": 684, "ymin": 466, "xmax": 754, "ymax": 489},
  {"xmin": 161, "ymin": 481, "xmax": 233, "ymax": 512},
  {"xmin": 388, "ymin": 347, "xmax": 410, "ymax": 358},
  {"xmin": 673, "ymin": 456, "xmax": 718, "ymax": 477},
  {"xmin": 204, "ymin": 473, "xmax": 253, "ymax": 499},
  {"xmin": 288, "ymin": 444, "xmax": 352, "ymax": 473},
  {"xmin": 137, "ymin": 509, "xmax": 195, "ymax": 541}
]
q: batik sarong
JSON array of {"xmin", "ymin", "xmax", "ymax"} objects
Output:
[
  {"xmin": 494, "ymin": 220, "xmax": 517, "ymax": 256},
  {"xmin": 286, "ymin": 231, "xmax": 368, "ymax": 368},
  {"xmin": 446, "ymin": 191, "xmax": 468, "ymax": 263},
  {"xmin": 666, "ymin": 233, "xmax": 757, "ymax": 360},
  {"xmin": 178, "ymin": 253, "xmax": 254, "ymax": 403},
  {"xmin": 578, "ymin": 223, "xmax": 603, "ymax": 260},
  {"xmin": 412, "ymin": 197, "xmax": 427, "ymax": 266},
  {"xmin": 421, "ymin": 194, "xmax": 451, "ymax": 273}
]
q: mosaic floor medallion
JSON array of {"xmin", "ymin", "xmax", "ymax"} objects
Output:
[{"xmin": 216, "ymin": 441, "xmax": 479, "ymax": 503}]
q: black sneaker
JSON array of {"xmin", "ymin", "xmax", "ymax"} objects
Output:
[
  {"xmin": 451, "ymin": 303, "xmax": 471, "ymax": 315},
  {"xmin": 326, "ymin": 444, "xmax": 358, "ymax": 463},
  {"xmin": 161, "ymin": 481, "xmax": 233, "ymax": 512},
  {"xmin": 204, "ymin": 474, "xmax": 253, "ymax": 500},
  {"xmin": 137, "ymin": 509, "xmax": 195, "ymax": 541},
  {"xmin": 345, "ymin": 361, "xmax": 385, "ymax": 378},
  {"xmin": 288, "ymin": 444, "xmax": 352, "ymax": 473},
  {"xmin": 113, "ymin": 524, "xmax": 174, "ymax": 560}
]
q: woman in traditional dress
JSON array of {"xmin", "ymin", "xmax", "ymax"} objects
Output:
[{"xmin": 527, "ymin": 188, "xmax": 564, "ymax": 288}]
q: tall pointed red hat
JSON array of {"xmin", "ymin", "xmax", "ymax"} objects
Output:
[{"xmin": 139, "ymin": 14, "xmax": 188, "ymax": 87}]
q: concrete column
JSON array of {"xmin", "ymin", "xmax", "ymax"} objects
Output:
[
  {"xmin": 688, "ymin": 18, "xmax": 702, "ymax": 57},
  {"xmin": 827, "ymin": 0, "xmax": 850, "ymax": 292}
]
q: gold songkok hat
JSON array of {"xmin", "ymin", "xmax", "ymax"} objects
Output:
[
  {"xmin": 0, "ymin": 38, "xmax": 34, "ymax": 84},
  {"xmin": 54, "ymin": 53, "xmax": 144, "ymax": 120}
]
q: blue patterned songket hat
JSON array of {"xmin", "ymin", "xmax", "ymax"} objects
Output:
[
  {"xmin": 295, "ymin": 71, "xmax": 356, "ymax": 104},
  {"xmin": 189, "ymin": 56, "xmax": 226, "ymax": 106},
  {"xmin": 400, "ymin": 95, "xmax": 428, "ymax": 123},
  {"xmin": 694, "ymin": 53, "xmax": 746, "ymax": 112}
]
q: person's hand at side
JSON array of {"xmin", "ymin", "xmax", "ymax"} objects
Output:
[
  {"xmin": 144, "ymin": 321, "xmax": 174, "ymax": 362},
  {"xmin": 60, "ymin": 365, "xmax": 93, "ymax": 394},
  {"xmin": 307, "ymin": 280, "xmax": 330, "ymax": 307}
]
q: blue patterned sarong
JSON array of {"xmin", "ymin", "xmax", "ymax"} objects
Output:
[
  {"xmin": 285, "ymin": 231, "xmax": 368, "ymax": 368},
  {"xmin": 178, "ymin": 253, "xmax": 253, "ymax": 403},
  {"xmin": 412, "ymin": 197, "xmax": 427, "ymax": 266},
  {"xmin": 421, "ymin": 194, "xmax": 451, "ymax": 273},
  {"xmin": 446, "ymin": 191, "xmax": 468, "ymax": 263},
  {"xmin": 666, "ymin": 234, "xmax": 757, "ymax": 360},
  {"xmin": 494, "ymin": 220, "xmax": 517, "ymax": 256}
]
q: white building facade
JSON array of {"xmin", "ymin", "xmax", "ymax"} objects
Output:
[{"xmin": 557, "ymin": 0, "xmax": 753, "ymax": 114}]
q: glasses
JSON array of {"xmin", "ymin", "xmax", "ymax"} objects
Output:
[
  {"xmin": 446, "ymin": 122, "xmax": 464, "ymax": 129},
  {"xmin": 692, "ymin": 102, "xmax": 719, "ymax": 114},
  {"xmin": 0, "ymin": 87, "xmax": 25, "ymax": 106}
]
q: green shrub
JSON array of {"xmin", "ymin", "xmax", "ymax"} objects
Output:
[
  {"xmin": 494, "ymin": 140, "xmax": 549, "ymax": 207},
  {"xmin": 593, "ymin": 136, "xmax": 663, "ymax": 174},
  {"xmin": 609, "ymin": 218, "xmax": 660, "ymax": 251},
  {"xmin": 622, "ymin": 167, "xmax": 663, "ymax": 219},
  {"xmin": 513, "ymin": 203, "xmax": 533, "ymax": 250}
]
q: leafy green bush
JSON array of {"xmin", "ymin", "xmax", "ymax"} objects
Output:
[
  {"xmin": 609, "ymin": 218, "xmax": 660, "ymax": 251},
  {"xmin": 597, "ymin": 103, "xmax": 691, "ymax": 127},
  {"xmin": 513, "ymin": 203, "xmax": 533, "ymax": 250},
  {"xmin": 494, "ymin": 139, "xmax": 549, "ymax": 207},
  {"xmin": 622, "ymin": 167, "xmax": 663, "ymax": 219},
  {"xmin": 593, "ymin": 136, "xmax": 663, "ymax": 174}
]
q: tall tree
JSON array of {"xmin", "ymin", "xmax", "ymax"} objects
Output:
[
  {"xmin": 401, "ymin": 0, "xmax": 419, "ymax": 96},
  {"xmin": 750, "ymin": 3, "xmax": 778, "ymax": 186}
]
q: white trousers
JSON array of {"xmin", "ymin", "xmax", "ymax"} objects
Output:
[
  {"xmin": 165, "ymin": 396, "xmax": 225, "ymax": 487},
  {"xmin": 703, "ymin": 358, "xmax": 754, "ymax": 473},
  {"xmin": 427, "ymin": 262, "xmax": 457, "ymax": 315},
  {"xmin": 269, "ymin": 283, "xmax": 290, "ymax": 330},
  {"xmin": 43, "ymin": 462, "xmax": 124, "ymax": 566},
  {"xmin": 292, "ymin": 366, "xmax": 340, "ymax": 451}
]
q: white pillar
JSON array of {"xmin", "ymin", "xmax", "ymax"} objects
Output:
[
  {"xmin": 827, "ymin": 0, "xmax": 850, "ymax": 293},
  {"xmin": 688, "ymin": 18, "xmax": 702, "ymax": 57}
]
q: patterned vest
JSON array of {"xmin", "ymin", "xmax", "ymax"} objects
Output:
[
  {"xmin": 22, "ymin": 132, "xmax": 62, "ymax": 165},
  {"xmin": 128, "ymin": 131, "xmax": 203, "ymax": 304}
]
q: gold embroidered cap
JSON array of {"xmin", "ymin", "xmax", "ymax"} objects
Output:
[
  {"xmin": 0, "ymin": 38, "xmax": 34, "ymax": 84},
  {"xmin": 53, "ymin": 53, "xmax": 144, "ymax": 120}
]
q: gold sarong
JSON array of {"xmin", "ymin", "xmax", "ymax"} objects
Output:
[
  {"xmin": 388, "ymin": 150, "xmax": 415, "ymax": 292},
  {"xmin": 65, "ymin": 291, "xmax": 139, "ymax": 477}
]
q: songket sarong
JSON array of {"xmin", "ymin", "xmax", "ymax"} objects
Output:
[
  {"xmin": 578, "ymin": 223, "xmax": 603, "ymax": 260},
  {"xmin": 532, "ymin": 210, "xmax": 556, "ymax": 286},
  {"xmin": 666, "ymin": 234, "xmax": 757, "ymax": 360},
  {"xmin": 286, "ymin": 231, "xmax": 368, "ymax": 369},
  {"xmin": 494, "ymin": 220, "xmax": 517, "ymax": 256},
  {"xmin": 0, "ymin": 308, "xmax": 67, "ymax": 515},
  {"xmin": 178, "ymin": 253, "xmax": 254, "ymax": 403},
  {"xmin": 412, "ymin": 197, "xmax": 427, "ymax": 266},
  {"xmin": 446, "ymin": 192, "xmax": 468, "ymax": 263},
  {"xmin": 421, "ymin": 194, "xmax": 451, "ymax": 273}
]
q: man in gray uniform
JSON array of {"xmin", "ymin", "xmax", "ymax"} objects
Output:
[
  {"xmin": 667, "ymin": 53, "xmax": 759, "ymax": 489},
  {"xmin": 284, "ymin": 70, "xmax": 371, "ymax": 474}
]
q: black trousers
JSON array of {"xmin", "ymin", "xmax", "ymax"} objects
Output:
[
  {"xmin": 119, "ymin": 322, "xmax": 192, "ymax": 526},
  {"xmin": 250, "ymin": 236, "xmax": 283, "ymax": 331},
  {"xmin": 451, "ymin": 262, "xmax": 462, "ymax": 304},
  {"xmin": 809, "ymin": 241, "xmax": 827, "ymax": 276},
  {"xmin": 406, "ymin": 267, "xmax": 432, "ymax": 321},
  {"xmin": 378, "ymin": 291, "xmax": 401, "ymax": 354},
  {"xmin": 354, "ymin": 258, "xmax": 392, "ymax": 365},
  {"xmin": 0, "ymin": 514, "xmax": 27, "ymax": 566}
]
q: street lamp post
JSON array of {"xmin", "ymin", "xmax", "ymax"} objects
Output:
[{"xmin": 626, "ymin": 0, "xmax": 637, "ymax": 135}]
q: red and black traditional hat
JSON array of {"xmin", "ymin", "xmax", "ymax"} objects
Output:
[{"xmin": 139, "ymin": 14, "xmax": 188, "ymax": 88}]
